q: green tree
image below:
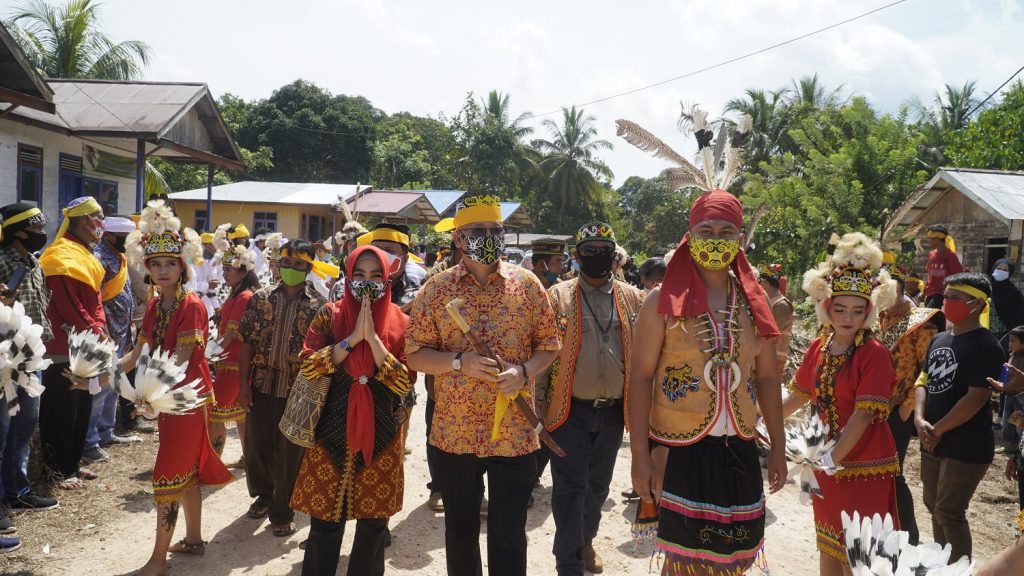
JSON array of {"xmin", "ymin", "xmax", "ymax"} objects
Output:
[
  {"xmin": 236, "ymin": 80, "xmax": 382, "ymax": 183},
  {"xmin": 788, "ymin": 74, "xmax": 844, "ymax": 109},
  {"xmin": 448, "ymin": 92, "xmax": 538, "ymax": 199},
  {"xmin": 908, "ymin": 81, "xmax": 983, "ymax": 168},
  {"xmin": 532, "ymin": 106, "xmax": 614, "ymax": 224},
  {"xmin": 615, "ymin": 174, "xmax": 694, "ymax": 254},
  {"xmin": 724, "ymin": 88, "xmax": 795, "ymax": 170},
  {"xmin": 481, "ymin": 90, "xmax": 534, "ymax": 140},
  {"xmin": 5, "ymin": 0, "xmax": 151, "ymax": 79},
  {"xmin": 946, "ymin": 81, "xmax": 1024, "ymax": 171}
]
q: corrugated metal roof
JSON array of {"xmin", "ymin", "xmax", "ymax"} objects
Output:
[
  {"xmin": 5, "ymin": 79, "xmax": 243, "ymax": 169},
  {"xmin": 348, "ymin": 192, "xmax": 440, "ymax": 221},
  {"xmin": 422, "ymin": 191, "xmax": 467, "ymax": 216},
  {"xmin": 501, "ymin": 202, "xmax": 534, "ymax": 228},
  {"xmin": 0, "ymin": 22, "xmax": 53, "ymax": 109},
  {"xmin": 897, "ymin": 168, "xmax": 1024, "ymax": 226},
  {"xmin": 170, "ymin": 181, "xmax": 368, "ymax": 206}
]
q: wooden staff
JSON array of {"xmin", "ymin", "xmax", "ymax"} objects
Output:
[{"xmin": 445, "ymin": 298, "xmax": 567, "ymax": 457}]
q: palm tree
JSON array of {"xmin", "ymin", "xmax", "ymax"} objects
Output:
[
  {"xmin": 789, "ymin": 74, "xmax": 844, "ymax": 109},
  {"xmin": 908, "ymin": 81, "xmax": 983, "ymax": 167},
  {"xmin": 481, "ymin": 90, "xmax": 534, "ymax": 139},
  {"xmin": 5, "ymin": 0, "xmax": 151, "ymax": 80},
  {"xmin": 532, "ymin": 106, "xmax": 614, "ymax": 219},
  {"xmin": 724, "ymin": 88, "xmax": 794, "ymax": 169}
]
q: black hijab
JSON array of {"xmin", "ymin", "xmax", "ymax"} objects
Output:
[{"xmin": 991, "ymin": 258, "xmax": 1024, "ymax": 333}]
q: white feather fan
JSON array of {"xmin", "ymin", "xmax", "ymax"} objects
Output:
[
  {"xmin": 784, "ymin": 413, "xmax": 840, "ymax": 505},
  {"xmin": 0, "ymin": 301, "xmax": 51, "ymax": 414},
  {"xmin": 66, "ymin": 326, "xmax": 116, "ymax": 395},
  {"xmin": 842, "ymin": 511, "xmax": 973, "ymax": 576},
  {"xmin": 118, "ymin": 344, "xmax": 206, "ymax": 418}
]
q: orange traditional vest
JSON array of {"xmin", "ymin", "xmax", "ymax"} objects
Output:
[
  {"xmin": 543, "ymin": 278, "xmax": 645, "ymax": 432},
  {"xmin": 649, "ymin": 291, "xmax": 765, "ymax": 446}
]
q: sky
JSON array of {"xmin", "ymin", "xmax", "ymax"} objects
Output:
[{"xmin": 6, "ymin": 0, "xmax": 1020, "ymax": 186}]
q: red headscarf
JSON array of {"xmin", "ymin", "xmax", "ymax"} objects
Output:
[
  {"xmin": 658, "ymin": 189, "xmax": 780, "ymax": 338},
  {"xmin": 303, "ymin": 246, "xmax": 409, "ymax": 465}
]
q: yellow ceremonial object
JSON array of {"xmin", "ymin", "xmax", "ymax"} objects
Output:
[{"xmin": 54, "ymin": 197, "xmax": 102, "ymax": 241}]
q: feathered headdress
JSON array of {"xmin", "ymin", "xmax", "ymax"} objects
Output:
[
  {"xmin": 263, "ymin": 232, "xmax": 286, "ymax": 262},
  {"xmin": 126, "ymin": 200, "xmax": 202, "ymax": 269},
  {"xmin": 803, "ymin": 232, "xmax": 898, "ymax": 329},
  {"xmin": 0, "ymin": 301, "xmax": 51, "ymax": 415},
  {"xmin": 212, "ymin": 223, "xmax": 233, "ymax": 254},
  {"xmin": 616, "ymin": 104, "xmax": 752, "ymax": 193},
  {"xmin": 222, "ymin": 244, "xmax": 256, "ymax": 271}
]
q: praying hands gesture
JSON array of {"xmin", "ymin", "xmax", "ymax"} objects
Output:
[{"xmin": 334, "ymin": 297, "xmax": 387, "ymax": 368}]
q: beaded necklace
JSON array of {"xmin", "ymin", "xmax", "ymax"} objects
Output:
[{"xmin": 699, "ymin": 280, "xmax": 742, "ymax": 392}]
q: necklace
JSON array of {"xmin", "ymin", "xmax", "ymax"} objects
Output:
[
  {"xmin": 153, "ymin": 290, "xmax": 186, "ymax": 345},
  {"xmin": 700, "ymin": 281, "xmax": 742, "ymax": 391},
  {"xmin": 579, "ymin": 282, "xmax": 614, "ymax": 342}
]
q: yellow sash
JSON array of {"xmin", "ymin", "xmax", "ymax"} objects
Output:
[
  {"xmin": 39, "ymin": 237, "xmax": 105, "ymax": 292},
  {"xmin": 101, "ymin": 254, "xmax": 129, "ymax": 301}
]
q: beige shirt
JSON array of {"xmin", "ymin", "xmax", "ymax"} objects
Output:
[{"xmin": 571, "ymin": 278, "xmax": 625, "ymax": 399}]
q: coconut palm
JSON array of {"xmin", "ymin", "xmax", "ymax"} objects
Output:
[
  {"xmin": 481, "ymin": 90, "xmax": 534, "ymax": 139},
  {"xmin": 908, "ymin": 81, "xmax": 984, "ymax": 168},
  {"xmin": 789, "ymin": 74, "xmax": 844, "ymax": 109},
  {"xmin": 724, "ymin": 88, "xmax": 795, "ymax": 170},
  {"xmin": 5, "ymin": 0, "xmax": 151, "ymax": 80},
  {"xmin": 533, "ymin": 106, "xmax": 614, "ymax": 217}
]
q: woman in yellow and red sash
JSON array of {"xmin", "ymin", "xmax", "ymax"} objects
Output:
[
  {"xmin": 122, "ymin": 200, "xmax": 233, "ymax": 576},
  {"xmin": 208, "ymin": 229, "xmax": 261, "ymax": 462}
]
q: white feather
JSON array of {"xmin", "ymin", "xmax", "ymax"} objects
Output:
[
  {"xmin": 66, "ymin": 327, "xmax": 117, "ymax": 379},
  {"xmin": 842, "ymin": 512, "xmax": 975, "ymax": 575},
  {"xmin": 119, "ymin": 344, "xmax": 207, "ymax": 418}
]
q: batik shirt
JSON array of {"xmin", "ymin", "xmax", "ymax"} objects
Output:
[
  {"xmin": 94, "ymin": 241, "xmax": 134, "ymax": 352},
  {"xmin": 239, "ymin": 282, "xmax": 326, "ymax": 398},
  {"xmin": 406, "ymin": 261, "xmax": 561, "ymax": 457}
]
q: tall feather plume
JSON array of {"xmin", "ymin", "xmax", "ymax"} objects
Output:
[
  {"xmin": 691, "ymin": 108, "xmax": 716, "ymax": 190},
  {"xmin": 119, "ymin": 344, "xmax": 207, "ymax": 418},
  {"xmin": 665, "ymin": 167, "xmax": 708, "ymax": 194},
  {"xmin": 711, "ymin": 122, "xmax": 728, "ymax": 176},
  {"xmin": 615, "ymin": 119, "xmax": 706, "ymax": 184},
  {"xmin": 0, "ymin": 301, "xmax": 51, "ymax": 415},
  {"xmin": 719, "ymin": 113, "xmax": 752, "ymax": 189}
]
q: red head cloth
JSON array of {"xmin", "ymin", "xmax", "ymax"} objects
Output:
[
  {"xmin": 301, "ymin": 245, "xmax": 409, "ymax": 465},
  {"xmin": 659, "ymin": 189, "xmax": 780, "ymax": 338}
]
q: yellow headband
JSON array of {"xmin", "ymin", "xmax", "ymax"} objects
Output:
[
  {"xmin": 4, "ymin": 207, "xmax": 43, "ymax": 227},
  {"xmin": 948, "ymin": 283, "xmax": 990, "ymax": 328},
  {"xmin": 55, "ymin": 197, "xmax": 102, "ymax": 242},
  {"xmin": 280, "ymin": 248, "xmax": 341, "ymax": 280},
  {"xmin": 227, "ymin": 224, "xmax": 250, "ymax": 240},
  {"xmin": 356, "ymin": 233, "xmax": 371, "ymax": 247},
  {"xmin": 369, "ymin": 228, "xmax": 411, "ymax": 247},
  {"xmin": 435, "ymin": 218, "xmax": 455, "ymax": 233},
  {"xmin": 454, "ymin": 204, "xmax": 502, "ymax": 229},
  {"xmin": 199, "ymin": 232, "xmax": 215, "ymax": 243},
  {"xmin": 927, "ymin": 230, "xmax": 956, "ymax": 253}
]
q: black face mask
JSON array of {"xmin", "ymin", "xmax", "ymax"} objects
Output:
[
  {"xmin": 111, "ymin": 235, "xmax": 128, "ymax": 253},
  {"xmin": 577, "ymin": 253, "xmax": 615, "ymax": 279},
  {"xmin": 19, "ymin": 230, "xmax": 48, "ymax": 253}
]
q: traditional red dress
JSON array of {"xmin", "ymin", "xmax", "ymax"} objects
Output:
[
  {"xmin": 210, "ymin": 289, "xmax": 253, "ymax": 423},
  {"xmin": 140, "ymin": 291, "xmax": 234, "ymax": 503},
  {"xmin": 792, "ymin": 333, "xmax": 900, "ymax": 563}
]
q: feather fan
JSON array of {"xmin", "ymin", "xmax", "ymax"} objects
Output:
[
  {"xmin": 66, "ymin": 327, "xmax": 117, "ymax": 392},
  {"xmin": 205, "ymin": 322, "xmax": 226, "ymax": 363},
  {"xmin": 118, "ymin": 345, "xmax": 206, "ymax": 418},
  {"xmin": 784, "ymin": 413, "xmax": 840, "ymax": 505},
  {"xmin": 0, "ymin": 301, "xmax": 51, "ymax": 415},
  {"xmin": 842, "ymin": 511, "xmax": 973, "ymax": 576},
  {"xmin": 614, "ymin": 119, "xmax": 704, "ymax": 176}
]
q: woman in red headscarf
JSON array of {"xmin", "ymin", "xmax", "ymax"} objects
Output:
[{"xmin": 290, "ymin": 245, "xmax": 411, "ymax": 576}]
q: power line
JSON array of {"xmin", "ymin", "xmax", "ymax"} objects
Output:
[
  {"xmin": 522, "ymin": 0, "xmax": 911, "ymax": 120},
  {"xmin": 964, "ymin": 64, "xmax": 1024, "ymax": 118}
]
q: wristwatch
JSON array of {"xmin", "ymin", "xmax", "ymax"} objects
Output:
[
  {"xmin": 338, "ymin": 339, "xmax": 354, "ymax": 352},
  {"xmin": 452, "ymin": 351, "xmax": 464, "ymax": 372}
]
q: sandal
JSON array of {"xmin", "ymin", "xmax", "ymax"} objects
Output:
[
  {"xmin": 246, "ymin": 500, "xmax": 270, "ymax": 519},
  {"xmin": 57, "ymin": 477, "xmax": 85, "ymax": 490},
  {"xmin": 169, "ymin": 538, "xmax": 206, "ymax": 555},
  {"xmin": 272, "ymin": 522, "xmax": 296, "ymax": 537},
  {"xmin": 77, "ymin": 468, "xmax": 98, "ymax": 481}
]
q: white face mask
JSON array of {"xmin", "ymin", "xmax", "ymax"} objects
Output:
[{"xmin": 993, "ymin": 269, "xmax": 1011, "ymax": 282}]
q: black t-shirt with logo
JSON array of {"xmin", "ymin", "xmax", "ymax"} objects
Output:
[{"xmin": 923, "ymin": 327, "xmax": 1002, "ymax": 464}]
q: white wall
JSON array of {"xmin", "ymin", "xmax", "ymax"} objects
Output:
[{"xmin": 0, "ymin": 117, "xmax": 137, "ymax": 238}]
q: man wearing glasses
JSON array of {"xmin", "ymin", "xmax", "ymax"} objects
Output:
[
  {"xmin": 543, "ymin": 223, "xmax": 645, "ymax": 575},
  {"xmin": 407, "ymin": 194, "xmax": 561, "ymax": 576}
]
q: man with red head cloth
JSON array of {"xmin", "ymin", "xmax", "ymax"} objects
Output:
[{"xmin": 628, "ymin": 190, "xmax": 788, "ymax": 576}]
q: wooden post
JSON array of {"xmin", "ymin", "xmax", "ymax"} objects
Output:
[
  {"xmin": 206, "ymin": 164, "xmax": 214, "ymax": 230},
  {"xmin": 135, "ymin": 140, "xmax": 145, "ymax": 212}
]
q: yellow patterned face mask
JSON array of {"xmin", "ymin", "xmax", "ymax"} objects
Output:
[{"xmin": 689, "ymin": 237, "xmax": 740, "ymax": 271}]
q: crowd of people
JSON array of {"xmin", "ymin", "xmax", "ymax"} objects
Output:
[{"xmin": 0, "ymin": 190, "xmax": 1022, "ymax": 576}]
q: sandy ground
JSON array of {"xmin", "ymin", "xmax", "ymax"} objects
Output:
[{"xmin": 1, "ymin": 375, "xmax": 1019, "ymax": 575}]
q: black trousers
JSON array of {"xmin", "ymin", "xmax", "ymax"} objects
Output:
[
  {"xmin": 888, "ymin": 408, "xmax": 919, "ymax": 544},
  {"xmin": 245, "ymin": 390, "xmax": 305, "ymax": 524},
  {"xmin": 39, "ymin": 361, "xmax": 91, "ymax": 480},
  {"xmin": 302, "ymin": 516, "xmax": 388, "ymax": 576},
  {"xmin": 434, "ymin": 449, "xmax": 537, "ymax": 576},
  {"xmin": 425, "ymin": 396, "xmax": 440, "ymax": 492}
]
